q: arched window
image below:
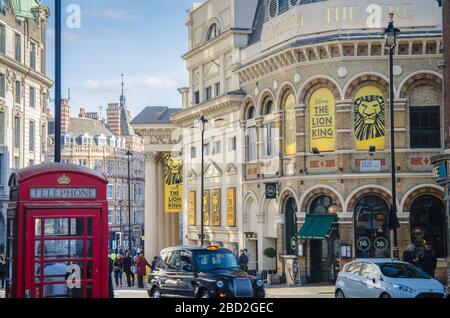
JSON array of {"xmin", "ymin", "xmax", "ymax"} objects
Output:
[
  {"xmin": 246, "ymin": 106, "xmax": 256, "ymax": 162},
  {"xmin": 410, "ymin": 195, "xmax": 447, "ymax": 258},
  {"xmin": 309, "ymin": 196, "xmax": 333, "ymax": 214},
  {"xmin": 262, "ymin": 100, "xmax": 275, "ymax": 158},
  {"xmin": 284, "ymin": 197, "xmax": 297, "ymax": 256},
  {"xmin": 206, "ymin": 23, "xmax": 220, "ymax": 42},
  {"xmin": 354, "ymin": 195, "xmax": 390, "ymax": 258}
]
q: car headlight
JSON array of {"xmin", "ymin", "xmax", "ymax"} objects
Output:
[
  {"xmin": 256, "ymin": 279, "xmax": 264, "ymax": 287},
  {"xmin": 216, "ymin": 280, "xmax": 225, "ymax": 288},
  {"xmin": 393, "ymin": 284, "xmax": 416, "ymax": 294}
]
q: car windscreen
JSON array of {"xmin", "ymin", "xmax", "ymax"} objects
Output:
[
  {"xmin": 377, "ymin": 262, "xmax": 431, "ymax": 279},
  {"xmin": 193, "ymin": 250, "xmax": 240, "ymax": 272}
]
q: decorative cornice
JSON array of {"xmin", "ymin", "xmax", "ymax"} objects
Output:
[
  {"xmin": 134, "ymin": 128, "xmax": 182, "ymax": 145},
  {"xmin": 171, "ymin": 94, "xmax": 245, "ymax": 127},
  {"xmin": 0, "ymin": 55, "xmax": 53, "ymax": 87}
]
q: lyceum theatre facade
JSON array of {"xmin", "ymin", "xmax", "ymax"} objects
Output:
[{"xmin": 237, "ymin": 0, "xmax": 447, "ymax": 284}]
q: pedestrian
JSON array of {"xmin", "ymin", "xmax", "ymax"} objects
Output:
[
  {"xmin": 238, "ymin": 250, "xmax": 249, "ymax": 272},
  {"xmin": 0, "ymin": 253, "xmax": 6, "ymax": 289},
  {"xmin": 113, "ymin": 254, "xmax": 124, "ymax": 288},
  {"xmin": 402, "ymin": 244, "xmax": 417, "ymax": 265},
  {"xmin": 135, "ymin": 254, "xmax": 151, "ymax": 289},
  {"xmin": 123, "ymin": 251, "xmax": 135, "ymax": 287},
  {"xmin": 108, "ymin": 254, "xmax": 115, "ymax": 298},
  {"xmin": 418, "ymin": 244, "xmax": 437, "ymax": 278},
  {"xmin": 151, "ymin": 256, "xmax": 158, "ymax": 273}
]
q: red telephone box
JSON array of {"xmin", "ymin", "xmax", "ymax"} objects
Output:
[{"xmin": 5, "ymin": 163, "xmax": 109, "ymax": 298}]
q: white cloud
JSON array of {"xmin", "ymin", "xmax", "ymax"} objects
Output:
[{"xmin": 83, "ymin": 75, "xmax": 177, "ymax": 91}]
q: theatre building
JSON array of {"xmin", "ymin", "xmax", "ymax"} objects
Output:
[{"xmin": 237, "ymin": 0, "xmax": 448, "ymax": 283}]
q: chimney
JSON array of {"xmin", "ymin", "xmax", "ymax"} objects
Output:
[
  {"xmin": 178, "ymin": 87, "xmax": 190, "ymax": 109},
  {"xmin": 79, "ymin": 107, "xmax": 86, "ymax": 118},
  {"xmin": 61, "ymin": 99, "xmax": 70, "ymax": 133},
  {"xmin": 107, "ymin": 103, "xmax": 120, "ymax": 135},
  {"xmin": 86, "ymin": 112, "xmax": 99, "ymax": 121}
]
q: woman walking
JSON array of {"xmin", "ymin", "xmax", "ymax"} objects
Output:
[
  {"xmin": 135, "ymin": 254, "xmax": 151, "ymax": 289},
  {"xmin": 113, "ymin": 254, "xmax": 124, "ymax": 288},
  {"xmin": 123, "ymin": 251, "xmax": 135, "ymax": 287}
]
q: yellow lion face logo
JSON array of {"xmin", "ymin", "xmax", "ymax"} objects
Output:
[
  {"xmin": 354, "ymin": 95, "xmax": 385, "ymax": 141},
  {"xmin": 164, "ymin": 154, "xmax": 183, "ymax": 186}
]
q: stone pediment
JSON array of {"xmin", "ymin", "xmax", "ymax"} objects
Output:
[
  {"xmin": 204, "ymin": 161, "xmax": 222, "ymax": 178},
  {"xmin": 187, "ymin": 169, "xmax": 198, "ymax": 181},
  {"xmin": 226, "ymin": 163, "xmax": 238, "ymax": 176}
]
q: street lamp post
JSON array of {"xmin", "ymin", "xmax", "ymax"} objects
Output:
[
  {"xmin": 126, "ymin": 150, "xmax": 133, "ymax": 252},
  {"xmin": 384, "ymin": 13, "xmax": 401, "ymax": 260},
  {"xmin": 199, "ymin": 115, "xmax": 208, "ymax": 246}
]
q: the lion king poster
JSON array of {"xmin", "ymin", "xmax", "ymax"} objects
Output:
[
  {"xmin": 309, "ymin": 88, "xmax": 336, "ymax": 152},
  {"xmin": 353, "ymin": 86, "xmax": 386, "ymax": 151},
  {"xmin": 163, "ymin": 153, "xmax": 183, "ymax": 213}
]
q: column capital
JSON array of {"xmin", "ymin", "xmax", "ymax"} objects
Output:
[{"xmin": 144, "ymin": 152, "xmax": 159, "ymax": 163}]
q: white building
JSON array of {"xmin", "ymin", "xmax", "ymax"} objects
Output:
[
  {"xmin": 0, "ymin": 2, "xmax": 53, "ymax": 251},
  {"xmin": 172, "ymin": 0, "xmax": 259, "ymax": 255}
]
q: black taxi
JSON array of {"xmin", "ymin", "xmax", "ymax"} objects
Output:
[{"xmin": 147, "ymin": 246, "xmax": 265, "ymax": 298}]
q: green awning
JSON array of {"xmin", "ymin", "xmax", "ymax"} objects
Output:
[{"xmin": 298, "ymin": 215, "xmax": 336, "ymax": 240}]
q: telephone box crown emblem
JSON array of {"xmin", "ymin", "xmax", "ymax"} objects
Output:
[{"xmin": 58, "ymin": 174, "xmax": 71, "ymax": 185}]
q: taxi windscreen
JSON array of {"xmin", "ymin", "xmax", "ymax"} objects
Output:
[{"xmin": 193, "ymin": 250, "xmax": 240, "ymax": 272}]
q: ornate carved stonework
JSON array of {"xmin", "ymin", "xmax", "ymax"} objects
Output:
[
  {"xmin": 144, "ymin": 152, "xmax": 159, "ymax": 163},
  {"xmin": 135, "ymin": 128, "xmax": 182, "ymax": 145}
]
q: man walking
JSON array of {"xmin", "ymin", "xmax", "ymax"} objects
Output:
[
  {"xmin": 123, "ymin": 251, "xmax": 135, "ymax": 287},
  {"xmin": 418, "ymin": 244, "xmax": 437, "ymax": 278},
  {"xmin": 238, "ymin": 250, "xmax": 249, "ymax": 272}
]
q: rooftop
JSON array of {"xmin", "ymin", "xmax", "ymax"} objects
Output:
[{"xmin": 131, "ymin": 106, "xmax": 181, "ymax": 125}]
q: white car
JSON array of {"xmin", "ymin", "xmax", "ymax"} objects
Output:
[{"xmin": 335, "ymin": 259, "xmax": 448, "ymax": 298}]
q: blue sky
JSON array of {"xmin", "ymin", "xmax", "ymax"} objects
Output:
[{"xmin": 43, "ymin": 0, "xmax": 200, "ymax": 118}]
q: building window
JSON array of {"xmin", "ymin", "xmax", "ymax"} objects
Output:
[
  {"xmin": 205, "ymin": 86, "xmax": 212, "ymax": 101},
  {"xmin": 108, "ymin": 209, "xmax": 113, "ymax": 224},
  {"xmin": 116, "ymin": 209, "xmax": 121, "ymax": 225},
  {"xmin": 410, "ymin": 195, "xmax": 447, "ymax": 258},
  {"xmin": 354, "ymin": 195, "xmax": 390, "ymax": 258},
  {"xmin": 30, "ymin": 42, "xmax": 37, "ymax": 70},
  {"xmin": 0, "ymin": 73, "xmax": 5, "ymax": 98},
  {"xmin": 29, "ymin": 86, "xmax": 36, "ymax": 108},
  {"xmin": 15, "ymin": 81, "xmax": 21, "ymax": 104},
  {"xmin": 14, "ymin": 156, "xmax": 20, "ymax": 169},
  {"xmin": 410, "ymin": 106, "xmax": 440, "ymax": 148},
  {"xmin": 268, "ymin": 0, "xmax": 279, "ymax": 19},
  {"xmin": 0, "ymin": 0, "xmax": 8, "ymax": 14},
  {"xmin": 14, "ymin": 116, "xmax": 20, "ymax": 148},
  {"xmin": 214, "ymin": 82, "xmax": 220, "ymax": 97},
  {"xmin": 212, "ymin": 140, "xmax": 221, "ymax": 155},
  {"xmin": 206, "ymin": 23, "xmax": 220, "ymax": 41},
  {"xmin": 247, "ymin": 127, "xmax": 256, "ymax": 162},
  {"xmin": 107, "ymin": 184, "xmax": 113, "ymax": 199},
  {"xmin": 0, "ymin": 111, "xmax": 4, "ymax": 145},
  {"xmin": 78, "ymin": 159, "xmax": 87, "ymax": 167},
  {"xmin": 0, "ymin": 24, "xmax": 5, "ymax": 54},
  {"xmin": 29, "ymin": 120, "xmax": 35, "ymax": 152},
  {"xmin": 193, "ymin": 91, "xmax": 200, "ymax": 105},
  {"xmin": 117, "ymin": 184, "xmax": 122, "ymax": 200},
  {"xmin": 203, "ymin": 143, "xmax": 210, "ymax": 156},
  {"xmin": 190, "ymin": 146, "xmax": 196, "ymax": 159},
  {"xmin": 263, "ymin": 122, "xmax": 275, "ymax": 158},
  {"xmin": 309, "ymin": 196, "xmax": 333, "ymax": 214},
  {"xmin": 228, "ymin": 136, "xmax": 236, "ymax": 152},
  {"xmin": 15, "ymin": 33, "xmax": 21, "ymax": 62},
  {"xmin": 29, "ymin": 159, "xmax": 34, "ymax": 167}
]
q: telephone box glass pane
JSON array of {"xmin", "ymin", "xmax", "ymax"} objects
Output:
[
  {"xmin": 43, "ymin": 283, "xmax": 83, "ymax": 298},
  {"xmin": 43, "ymin": 240, "xmax": 84, "ymax": 259},
  {"xmin": 35, "ymin": 241, "xmax": 41, "ymax": 258},
  {"xmin": 43, "ymin": 261, "xmax": 85, "ymax": 282},
  {"xmin": 34, "ymin": 263, "xmax": 41, "ymax": 282},
  {"xmin": 86, "ymin": 261, "xmax": 92, "ymax": 280},
  {"xmin": 87, "ymin": 218, "xmax": 93, "ymax": 236},
  {"xmin": 35, "ymin": 219, "xmax": 41, "ymax": 237},
  {"xmin": 44, "ymin": 218, "xmax": 84, "ymax": 237},
  {"xmin": 86, "ymin": 240, "xmax": 92, "ymax": 258}
]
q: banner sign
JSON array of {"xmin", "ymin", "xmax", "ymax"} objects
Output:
[
  {"xmin": 188, "ymin": 191, "xmax": 196, "ymax": 226},
  {"xmin": 284, "ymin": 93, "xmax": 297, "ymax": 156},
  {"xmin": 212, "ymin": 189, "xmax": 221, "ymax": 227},
  {"xmin": 163, "ymin": 153, "xmax": 183, "ymax": 213},
  {"xmin": 309, "ymin": 88, "xmax": 336, "ymax": 152},
  {"xmin": 354, "ymin": 86, "xmax": 386, "ymax": 151},
  {"xmin": 203, "ymin": 190, "xmax": 210, "ymax": 226},
  {"xmin": 227, "ymin": 188, "xmax": 236, "ymax": 227}
]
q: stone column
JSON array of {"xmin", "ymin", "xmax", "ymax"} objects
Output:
[{"xmin": 144, "ymin": 152, "xmax": 158, "ymax": 260}]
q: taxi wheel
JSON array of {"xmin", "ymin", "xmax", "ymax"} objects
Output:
[
  {"xmin": 198, "ymin": 289, "xmax": 211, "ymax": 298},
  {"xmin": 380, "ymin": 293, "xmax": 391, "ymax": 299},
  {"xmin": 335, "ymin": 289, "xmax": 345, "ymax": 299},
  {"xmin": 151, "ymin": 287, "xmax": 162, "ymax": 298}
]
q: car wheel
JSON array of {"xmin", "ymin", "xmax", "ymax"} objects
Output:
[
  {"xmin": 335, "ymin": 289, "xmax": 345, "ymax": 299},
  {"xmin": 198, "ymin": 289, "xmax": 211, "ymax": 298},
  {"xmin": 380, "ymin": 293, "xmax": 391, "ymax": 299},
  {"xmin": 151, "ymin": 287, "xmax": 162, "ymax": 299}
]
